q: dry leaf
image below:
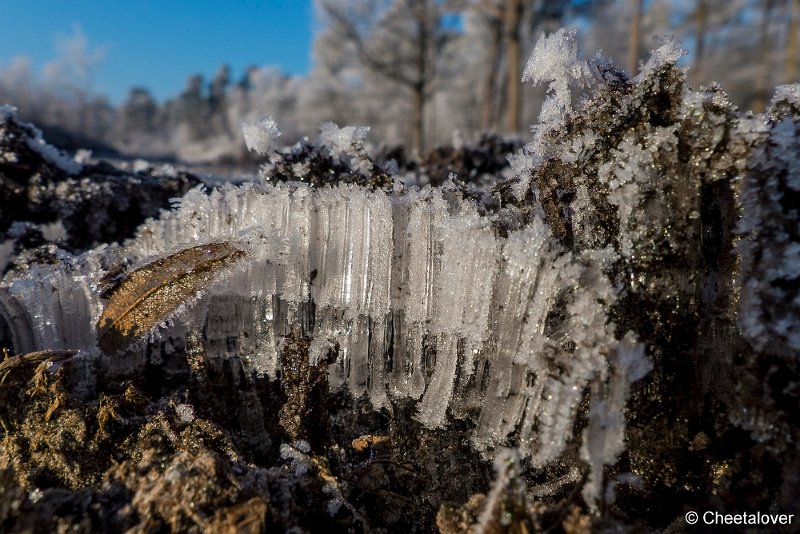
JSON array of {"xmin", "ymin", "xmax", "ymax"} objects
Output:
[{"xmin": 97, "ymin": 242, "xmax": 245, "ymax": 354}]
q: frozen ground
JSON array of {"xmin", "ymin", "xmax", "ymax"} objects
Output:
[{"xmin": 0, "ymin": 33, "xmax": 799, "ymax": 532}]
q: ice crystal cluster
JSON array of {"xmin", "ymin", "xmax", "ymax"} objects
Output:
[
  {"xmin": 736, "ymin": 87, "xmax": 800, "ymax": 355},
  {"xmin": 3, "ymin": 29, "xmax": 800, "ymax": 514},
  {"xmin": 0, "ymin": 178, "xmax": 625, "ymax": 471},
  {"xmin": 241, "ymin": 115, "xmax": 281, "ymax": 155}
]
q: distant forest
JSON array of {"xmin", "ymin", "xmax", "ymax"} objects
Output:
[{"xmin": 2, "ymin": 0, "xmax": 797, "ymax": 162}]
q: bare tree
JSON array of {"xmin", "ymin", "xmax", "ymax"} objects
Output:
[
  {"xmin": 461, "ymin": 0, "xmax": 505, "ymax": 130},
  {"xmin": 462, "ymin": 0, "xmax": 559, "ymax": 133},
  {"xmin": 319, "ymin": 0, "xmax": 452, "ymax": 153}
]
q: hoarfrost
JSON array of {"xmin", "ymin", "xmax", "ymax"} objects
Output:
[
  {"xmin": 737, "ymin": 100, "xmax": 800, "ymax": 355},
  {"xmin": 475, "ymin": 449, "xmax": 522, "ymax": 533},
  {"xmin": 175, "ymin": 403, "xmax": 195, "ymax": 424},
  {"xmin": 581, "ymin": 338, "xmax": 651, "ymax": 510},
  {"xmin": 1, "ymin": 105, "xmax": 82, "ymax": 175},
  {"xmin": 772, "ymin": 84, "xmax": 800, "ymax": 107},
  {"xmin": 73, "ymin": 148, "xmax": 92, "ymax": 164},
  {"xmin": 319, "ymin": 122, "xmax": 373, "ymax": 175},
  {"xmin": 241, "ymin": 115, "xmax": 281, "ymax": 155},
  {"xmin": 522, "ymin": 28, "xmax": 589, "ymax": 110},
  {"xmin": 132, "ymin": 159, "xmax": 151, "ymax": 173},
  {"xmin": 633, "ymin": 35, "xmax": 686, "ymax": 82},
  {"xmin": 5, "ymin": 27, "xmax": 795, "ymax": 519},
  {"xmin": 319, "ymin": 122, "xmax": 370, "ymax": 160},
  {"xmin": 769, "ymin": 84, "xmax": 800, "ymax": 120},
  {"xmin": 515, "ymin": 28, "xmax": 593, "ymax": 200},
  {"xmin": 0, "ymin": 29, "xmax": 668, "ymax": 489}
]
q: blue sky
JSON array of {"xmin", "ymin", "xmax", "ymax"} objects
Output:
[{"xmin": 0, "ymin": 0, "xmax": 314, "ymax": 104}]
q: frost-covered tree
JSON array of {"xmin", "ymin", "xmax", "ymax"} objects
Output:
[
  {"xmin": 0, "ymin": 57, "xmax": 37, "ymax": 117},
  {"xmin": 166, "ymin": 74, "xmax": 210, "ymax": 144},
  {"xmin": 317, "ymin": 0, "xmax": 458, "ymax": 152},
  {"xmin": 448, "ymin": 0, "xmax": 597, "ymax": 134},
  {"xmin": 296, "ymin": 8, "xmax": 370, "ymax": 136},
  {"xmin": 627, "ymin": 0, "xmax": 644, "ymax": 72},
  {"xmin": 585, "ymin": 0, "xmax": 671, "ymax": 73},
  {"xmin": 209, "ymin": 64, "xmax": 232, "ymax": 135},
  {"xmin": 233, "ymin": 67, "xmax": 301, "ymax": 139},
  {"xmin": 3, "ymin": 0, "xmax": 798, "ymax": 161},
  {"xmin": 113, "ymin": 87, "xmax": 165, "ymax": 156},
  {"xmin": 0, "ymin": 26, "xmax": 114, "ymax": 150},
  {"xmin": 587, "ymin": 0, "xmax": 788, "ymax": 111},
  {"xmin": 461, "ymin": 1, "xmax": 505, "ymax": 130}
]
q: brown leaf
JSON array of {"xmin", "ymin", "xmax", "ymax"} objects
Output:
[{"xmin": 97, "ymin": 242, "xmax": 245, "ymax": 354}]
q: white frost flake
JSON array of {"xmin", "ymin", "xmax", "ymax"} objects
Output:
[
  {"xmin": 522, "ymin": 28, "xmax": 589, "ymax": 110},
  {"xmin": 241, "ymin": 116, "xmax": 281, "ymax": 155}
]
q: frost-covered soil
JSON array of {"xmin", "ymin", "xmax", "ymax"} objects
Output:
[{"xmin": 1, "ymin": 34, "xmax": 800, "ymax": 532}]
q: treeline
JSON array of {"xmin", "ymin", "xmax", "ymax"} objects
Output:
[{"xmin": 1, "ymin": 0, "xmax": 798, "ymax": 163}]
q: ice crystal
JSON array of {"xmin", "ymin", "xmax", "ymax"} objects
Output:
[
  {"xmin": 522, "ymin": 28, "xmax": 589, "ymax": 110},
  {"xmin": 737, "ymin": 94, "xmax": 800, "ymax": 355},
  {"xmin": 0, "ymin": 178, "xmax": 619, "ymax": 468},
  {"xmin": 318, "ymin": 122, "xmax": 373, "ymax": 175},
  {"xmin": 0, "ymin": 32, "xmax": 668, "ymax": 497},
  {"xmin": 319, "ymin": 122, "xmax": 369, "ymax": 159},
  {"xmin": 515, "ymin": 29, "xmax": 596, "ymax": 200},
  {"xmin": 633, "ymin": 35, "xmax": 685, "ymax": 82},
  {"xmin": 581, "ymin": 337, "xmax": 650, "ymax": 511},
  {"xmin": 241, "ymin": 115, "xmax": 281, "ymax": 155}
]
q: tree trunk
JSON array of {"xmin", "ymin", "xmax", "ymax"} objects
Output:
[
  {"xmin": 627, "ymin": 0, "xmax": 644, "ymax": 74},
  {"xmin": 412, "ymin": 0, "xmax": 430, "ymax": 154},
  {"xmin": 692, "ymin": 0, "xmax": 708, "ymax": 85},
  {"xmin": 481, "ymin": 17, "xmax": 503, "ymax": 131},
  {"xmin": 412, "ymin": 84, "xmax": 425, "ymax": 155},
  {"xmin": 504, "ymin": 0, "xmax": 523, "ymax": 134},
  {"xmin": 787, "ymin": 0, "xmax": 799, "ymax": 83},
  {"xmin": 754, "ymin": 0, "xmax": 775, "ymax": 112}
]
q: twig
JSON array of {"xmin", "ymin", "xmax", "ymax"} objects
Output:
[{"xmin": 0, "ymin": 350, "xmax": 77, "ymax": 375}]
